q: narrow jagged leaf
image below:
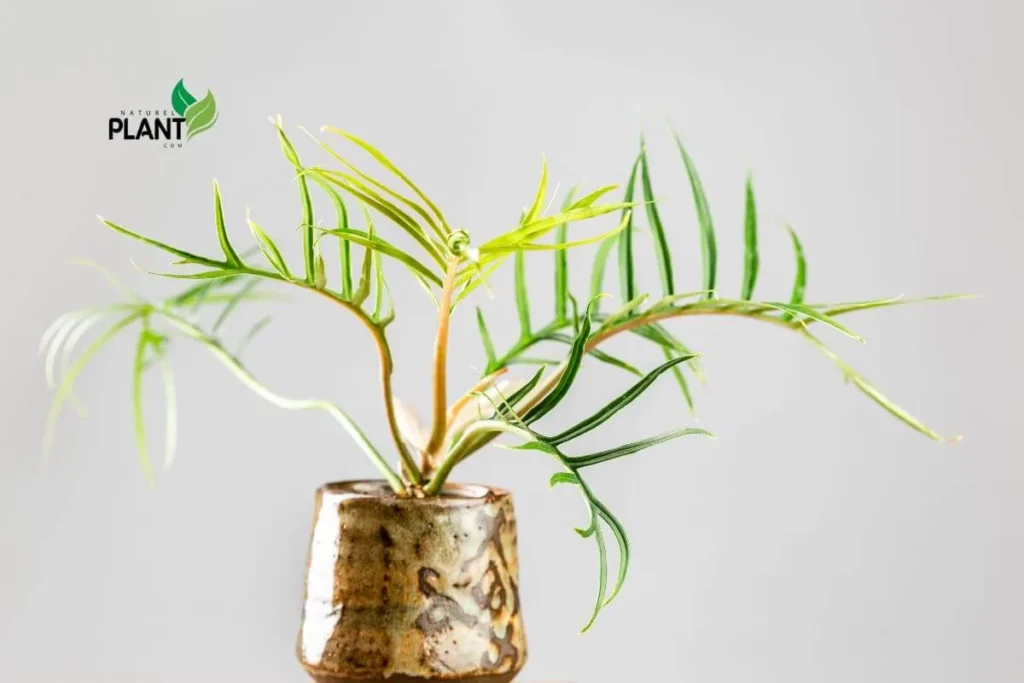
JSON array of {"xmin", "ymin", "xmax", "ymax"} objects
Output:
[
  {"xmin": 664, "ymin": 347, "xmax": 695, "ymax": 416},
  {"xmin": 783, "ymin": 225, "xmax": 807, "ymax": 320},
  {"xmin": 672, "ymin": 131, "xmax": 717, "ymax": 299},
  {"xmin": 351, "ymin": 212, "xmax": 376, "ymax": 307},
  {"xmin": 592, "ymin": 498, "xmax": 629, "ymax": 605},
  {"xmin": 549, "ymin": 355, "xmax": 694, "ymax": 445},
  {"xmin": 815, "ymin": 294, "xmax": 976, "ymax": 317},
  {"xmin": 212, "ymin": 181, "xmax": 242, "ymax": 266},
  {"xmin": 554, "ymin": 188, "xmax": 577, "ymax": 321},
  {"xmin": 568, "ymin": 184, "xmax": 618, "ymax": 210},
  {"xmin": 271, "ymin": 118, "xmax": 316, "ymax": 282},
  {"xmin": 617, "ymin": 154, "xmax": 641, "ymax": 301},
  {"xmin": 212, "ymin": 279, "xmax": 260, "ymax": 333},
  {"xmin": 132, "ymin": 330, "xmax": 155, "ymax": 486},
  {"xmin": 475, "ymin": 307, "xmax": 496, "ymax": 367},
  {"xmin": 247, "ymin": 215, "xmax": 292, "ymax": 279},
  {"xmin": 640, "ymin": 137, "xmax": 674, "ymax": 295},
  {"xmin": 523, "ymin": 156, "xmax": 548, "ymax": 225},
  {"xmin": 99, "ymin": 217, "xmax": 224, "ymax": 268},
  {"xmin": 308, "ymin": 175, "xmax": 353, "ymax": 297},
  {"xmin": 741, "ymin": 174, "xmax": 758, "ymax": 300},
  {"xmin": 314, "ymin": 225, "xmax": 442, "ymax": 287},
  {"xmin": 568, "ymin": 427, "xmax": 713, "ymax": 468},
  {"xmin": 514, "ymin": 250, "xmax": 531, "ymax": 339},
  {"xmin": 322, "ymin": 126, "xmax": 451, "ymax": 234},
  {"xmin": 497, "ymin": 365, "xmax": 547, "ymax": 418},
  {"xmin": 766, "ymin": 301, "xmax": 864, "ymax": 342},
  {"xmin": 525, "ymin": 299, "xmax": 597, "ymax": 424}
]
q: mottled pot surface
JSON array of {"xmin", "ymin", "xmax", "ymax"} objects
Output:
[{"xmin": 297, "ymin": 481, "xmax": 526, "ymax": 683}]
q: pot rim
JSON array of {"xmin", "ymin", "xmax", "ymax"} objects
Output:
[{"xmin": 317, "ymin": 479, "xmax": 511, "ymax": 504}]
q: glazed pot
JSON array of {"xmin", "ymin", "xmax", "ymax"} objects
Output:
[{"xmin": 297, "ymin": 481, "xmax": 526, "ymax": 683}]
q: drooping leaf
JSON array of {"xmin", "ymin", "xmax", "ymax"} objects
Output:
[
  {"xmin": 592, "ymin": 497, "xmax": 629, "ymax": 606},
  {"xmin": 741, "ymin": 174, "xmax": 759, "ymax": 300},
  {"xmin": 663, "ymin": 347, "xmax": 695, "ymax": 416},
  {"xmin": 672, "ymin": 130, "xmax": 717, "ymax": 299},
  {"xmin": 549, "ymin": 355, "xmax": 696, "ymax": 445},
  {"xmin": 639, "ymin": 137, "xmax": 674, "ymax": 295}
]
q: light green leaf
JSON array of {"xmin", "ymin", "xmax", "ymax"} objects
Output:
[
  {"xmin": 212, "ymin": 180, "xmax": 242, "ymax": 266},
  {"xmin": 132, "ymin": 330, "xmax": 155, "ymax": 486},
  {"xmin": 247, "ymin": 214, "xmax": 292, "ymax": 279},
  {"xmin": 476, "ymin": 307, "xmax": 497, "ymax": 368},
  {"xmin": 524, "ymin": 156, "xmax": 548, "ymax": 225},
  {"xmin": 271, "ymin": 119, "xmax": 316, "ymax": 283},
  {"xmin": 514, "ymin": 250, "xmax": 531, "ymax": 339},
  {"xmin": 783, "ymin": 225, "xmax": 807, "ymax": 320},
  {"xmin": 554, "ymin": 188, "xmax": 577, "ymax": 321}
]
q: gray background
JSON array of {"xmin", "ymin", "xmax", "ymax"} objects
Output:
[{"xmin": 2, "ymin": 1, "xmax": 1021, "ymax": 681}]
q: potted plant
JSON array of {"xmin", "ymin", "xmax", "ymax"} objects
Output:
[{"xmin": 42, "ymin": 119, "xmax": 966, "ymax": 683}]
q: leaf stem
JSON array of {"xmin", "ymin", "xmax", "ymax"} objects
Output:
[{"xmin": 424, "ymin": 259, "xmax": 461, "ymax": 457}]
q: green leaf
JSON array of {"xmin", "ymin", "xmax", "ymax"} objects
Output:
[
  {"xmin": 481, "ymin": 202, "xmax": 631, "ymax": 252},
  {"xmin": 184, "ymin": 90, "xmax": 218, "ymax": 141},
  {"xmin": 351, "ymin": 208, "xmax": 375, "ymax": 306},
  {"xmin": 598, "ymin": 293, "xmax": 648, "ymax": 332},
  {"xmin": 514, "ymin": 250, "xmax": 531, "ymax": 339},
  {"xmin": 132, "ymin": 330, "xmax": 155, "ymax": 486},
  {"xmin": 247, "ymin": 214, "xmax": 292, "ymax": 279},
  {"xmin": 525, "ymin": 299, "xmax": 597, "ymax": 424},
  {"xmin": 592, "ymin": 497, "xmax": 629, "ymax": 606},
  {"xmin": 155, "ymin": 348, "xmax": 178, "ymax": 470},
  {"xmin": 672, "ymin": 130, "xmax": 717, "ymax": 299},
  {"xmin": 99, "ymin": 217, "xmax": 224, "ymax": 269},
  {"xmin": 766, "ymin": 301, "xmax": 864, "ymax": 342},
  {"xmin": 322, "ymin": 126, "xmax": 451, "ymax": 235},
  {"xmin": 496, "ymin": 365, "xmax": 547, "ymax": 418},
  {"xmin": 800, "ymin": 330, "xmax": 957, "ymax": 442},
  {"xmin": 308, "ymin": 175, "xmax": 353, "ymax": 297},
  {"xmin": 480, "ymin": 216, "xmax": 629, "ymax": 254},
  {"xmin": 476, "ymin": 307, "xmax": 497, "ymax": 367},
  {"xmin": 568, "ymin": 184, "xmax": 619, "ymax": 210},
  {"xmin": 541, "ymin": 332, "xmax": 642, "ymax": 377},
  {"xmin": 212, "ymin": 278, "xmax": 260, "ymax": 333},
  {"xmin": 272, "ymin": 119, "xmax": 316, "ymax": 283},
  {"xmin": 313, "ymin": 225, "xmax": 442, "ymax": 287},
  {"xmin": 567, "ymin": 427, "xmax": 713, "ymax": 468},
  {"xmin": 523, "ymin": 156, "xmax": 548, "ymax": 225},
  {"xmin": 783, "ymin": 225, "xmax": 807, "ymax": 320},
  {"xmin": 617, "ymin": 154, "xmax": 641, "ymax": 301},
  {"xmin": 236, "ymin": 316, "xmax": 273, "ymax": 357},
  {"xmin": 640, "ymin": 137, "xmax": 674, "ymax": 295},
  {"xmin": 741, "ymin": 174, "xmax": 759, "ymax": 300},
  {"xmin": 549, "ymin": 355, "xmax": 695, "ymax": 445},
  {"xmin": 170, "ymin": 78, "xmax": 196, "ymax": 117},
  {"xmin": 554, "ymin": 188, "xmax": 577, "ymax": 321},
  {"xmin": 590, "ymin": 234, "xmax": 616, "ymax": 306},
  {"xmin": 549, "ymin": 470, "xmax": 579, "ymax": 487},
  {"xmin": 814, "ymin": 293, "xmax": 977, "ymax": 318},
  {"xmin": 663, "ymin": 347, "xmax": 696, "ymax": 416},
  {"xmin": 212, "ymin": 180, "xmax": 242, "ymax": 266},
  {"xmin": 43, "ymin": 312, "xmax": 143, "ymax": 459}
]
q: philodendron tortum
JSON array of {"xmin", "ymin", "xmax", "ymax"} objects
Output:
[{"xmin": 42, "ymin": 118, "xmax": 968, "ymax": 677}]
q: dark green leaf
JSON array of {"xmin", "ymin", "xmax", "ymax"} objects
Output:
[
  {"xmin": 170, "ymin": 78, "xmax": 196, "ymax": 117},
  {"xmin": 616, "ymin": 154, "xmax": 641, "ymax": 302},
  {"xmin": 567, "ymin": 427, "xmax": 713, "ymax": 468},
  {"xmin": 549, "ymin": 355, "xmax": 695, "ymax": 445},
  {"xmin": 525, "ymin": 299, "xmax": 597, "ymax": 424},
  {"xmin": 640, "ymin": 137, "xmax": 674, "ymax": 295}
]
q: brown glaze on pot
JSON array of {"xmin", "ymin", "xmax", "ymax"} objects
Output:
[{"xmin": 297, "ymin": 481, "xmax": 526, "ymax": 683}]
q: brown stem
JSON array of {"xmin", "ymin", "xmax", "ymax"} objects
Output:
[{"xmin": 424, "ymin": 259, "xmax": 461, "ymax": 457}]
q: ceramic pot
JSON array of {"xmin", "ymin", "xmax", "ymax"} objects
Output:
[{"xmin": 297, "ymin": 481, "xmax": 526, "ymax": 683}]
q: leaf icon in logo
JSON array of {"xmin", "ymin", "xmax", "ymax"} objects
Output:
[
  {"xmin": 184, "ymin": 90, "xmax": 218, "ymax": 141},
  {"xmin": 171, "ymin": 79, "xmax": 197, "ymax": 117}
]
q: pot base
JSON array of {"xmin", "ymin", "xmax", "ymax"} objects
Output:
[{"xmin": 306, "ymin": 673, "xmax": 518, "ymax": 683}]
